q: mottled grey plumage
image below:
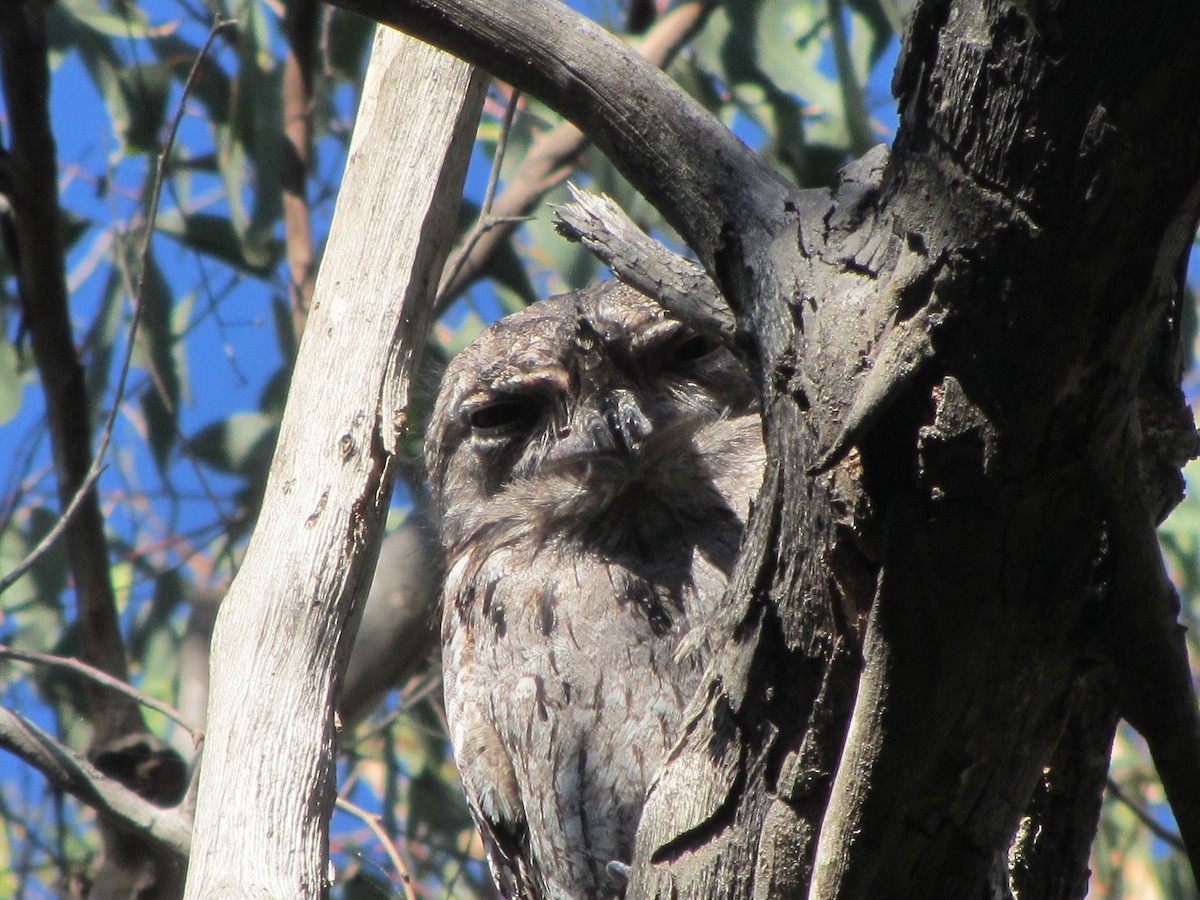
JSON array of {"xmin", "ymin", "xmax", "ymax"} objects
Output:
[{"xmin": 426, "ymin": 281, "xmax": 764, "ymax": 899}]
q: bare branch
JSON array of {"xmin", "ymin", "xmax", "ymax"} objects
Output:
[
  {"xmin": 552, "ymin": 185, "xmax": 734, "ymax": 344},
  {"xmin": 282, "ymin": 0, "xmax": 320, "ymax": 337},
  {"xmin": 1, "ymin": 22, "xmax": 229, "ymax": 895},
  {"xmin": 434, "ymin": 0, "xmax": 717, "ymax": 305},
  {"xmin": 0, "ymin": 13, "xmax": 235, "ymax": 664},
  {"xmin": 0, "ymin": 709, "xmax": 191, "ymax": 858},
  {"xmin": 0, "ymin": 644, "xmax": 202, "ymax": 743},
  {"xmin": 0, "ymin": 0, "xmax": 140, "ymax": 743},
  {"xmin": 324, "ymin": 0, "xmax": 795, "ymax": 279},
  {"xmin": 182, "ymin": 30, "xmax": 486, "ymax": 893},
  {"xmin": 335, "ymin": 798, "xmax": 417, "ymax": 900}
]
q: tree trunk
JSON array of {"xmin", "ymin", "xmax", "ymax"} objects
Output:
[
  {"xmin": 182, "ymin": 30, "xmax": 484, "ymax": 897},
  {"xmin": 324, "ymin": 2, "xmax": 1200, "ymax": 896},
  {"xmin": 258, "ymin": 0, "xmax": 1200, "ymax": 895}
]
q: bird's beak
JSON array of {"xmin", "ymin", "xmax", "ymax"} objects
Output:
[{"xmin": 547, "ymin": 388, "xmax": 652, "ymax": 463}]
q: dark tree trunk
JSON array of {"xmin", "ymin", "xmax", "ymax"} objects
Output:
[{"xmin": 326, "ymin": 0, "xmax": 1200, "ymax": 896}]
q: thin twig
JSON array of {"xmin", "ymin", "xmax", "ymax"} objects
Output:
[
  {"xmin": 432, "ymin": 1, "xmax": 718, "ymax": 310},
  {"xmin": 0, "ymin": 18, "xmax": 237, "ymax": 598},
  {"xmin": 0, "ymin": 644, "xmax": 203, "ymax": 744},
  {"xmin": 1106, "ymin": 776, "xmax": 1187, "ymax": 854},
  {"xmin": 435, "ymin": 87, "xmax": 522, "ymax": 309},
  {"xmin": 0, "ymin": 708, "xmax": 192, "ymax": 857},
  {"xmin": 480, "ymin": 91, "xmax": 518, "ymax": 215},
  {"xmin": 336, "ymin": 797, "xmax": 418, "ymax": 900}
]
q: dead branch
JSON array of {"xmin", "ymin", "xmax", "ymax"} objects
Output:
[
  {"xmin": 434, "ymin": 0, "xmax": 718, "ymax": 306},
  {"xmin": 552, "ymin": 185, "xmax": 733, "ymax": 344},
  {"xmin": 0, "ymin": 709, "xmax": 191, "ymax": 858}
]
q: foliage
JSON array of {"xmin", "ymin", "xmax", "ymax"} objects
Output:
[{"xmin": 0, "ymin": 0, "xmax": 1194, "ymax": 895}]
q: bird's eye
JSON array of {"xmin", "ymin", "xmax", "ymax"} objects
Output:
[
  {"xmin": 667, "ymin": 333, "xmax": 721, "ymax": 366},
  {"xmin": 468, "ymin": 397, "xmax": 542, "ymax": 436}
]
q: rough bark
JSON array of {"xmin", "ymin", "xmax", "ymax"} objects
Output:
[
  {"xmin": 1009, "ymin": 672, "xmax": 1120, "ymax": 900},
  {"xmin": 321, "ymin": 2, "xmax": 1200, "ymax": 897},
  {"xmin": 182, "ymin": 30, "xmax": 485, "ymax": 897}
]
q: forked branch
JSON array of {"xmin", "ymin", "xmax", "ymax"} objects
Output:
[{"xmin": 0, "ymin": 709, "xmax": 191, "ymax": 858}]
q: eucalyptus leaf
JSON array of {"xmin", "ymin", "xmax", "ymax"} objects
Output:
[
  {"xmin": 141, "ymin": 385, "xmax": 176, "ymax": 474},
  {"xmin": 158, "ymin": 211, "xmax": 283, "ymax": 277},
  {"xmin": 188, "ymin": 411, "xmax": 277, "ymax": 475},
  {"xmin": 0, "ymin": 340, "xmax": 24, "ymax": 426},
  {"xmin": 118, "ymin": 61, "xmax": 170, "ymax": 153}
]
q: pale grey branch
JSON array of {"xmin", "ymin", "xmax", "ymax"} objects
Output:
[
  {"xmin": 0, "ymin": 709, "xmax": 191, "ymax": 857},
  {"xmin": 324, "ymin": 0, "xmax": 796, "ymax": 279},
  {"xmin": 553, "ymin": 185, "xmax": 734, "ymax": 345}
]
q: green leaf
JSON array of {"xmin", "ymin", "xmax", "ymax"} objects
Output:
[
  {"xmin": 257, "ymin": 365, "xmax": 292, "ymax": 421},
  {"xmin": 845, "ymin": 0, "xmax": 904, "ymax": 68},
  {"xmin": 127, "ymin": 564, "xmax": 186, "ymax": 660},
  {"xmin": 61, "ymin": 210, "xmax": 93, "ymax": 254},
  {"xmin": 127, "ymin": 247, "xmax": 181, "ymax": 438},
  {"xmin": 48, "ymin": 5, "xmax": 131, "ymax": 156},
  {"xmin": 684, "ymin": 1, "xmax": 865, "ymax": 187},
  {"xmin": 324, "ymin": 8, "xmax": 375, "ymax": 84},
  {"xmin": 54, "ymin": 0, "xmax": 156, "ymax": 39},
  {"xmin": 0, "ymin": 340, "xmax": 24, "ymax": 426},
  {"xmin": 224, "ymin": 0, "xmax": 285, "ymax": 246},
  {"xmin": 270, "ymin": 294, "xmax": 299, "ymax": 365},
  {"xmin": 523, "ymin": 182, "xmax": 601, "ymax": 293},
  {"xmin": 188, "ymin": 411, "xmax": 277, "ymax": 475},
  {"xmin": 0, "ymin": 507, "xmax": 70, "ymax": 636},
  {"xmin": 341, "ymin": 870, "xmax": 396, "ymax": 900},
  {"xmin": 25, "ymin": 507, "xmax": 72, "ymax": 611},
  {"xmin": 141, "ymin": 385, "xmax": 176, "ymax": 474},
  {"xmin": 118, "ymin": 61, "xmax": 171, "ymax": 153},
  {"xmin": 408, "ymin": 764, "xmax": 475, "ymax": 839},
  {"xmin": 173, "ymin": 291, "xmax": 196, "ymax": 409},
  {"xmin": 157, "ymin": 211, "xmax": 283, "ymax": 277},
  {"xmin": 0, "ymin": 828, "xmax": 16, "ymax": 900},
  {"xmin": 129, "ymin": 570, "xmax": 188, "ymax": 737}
]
